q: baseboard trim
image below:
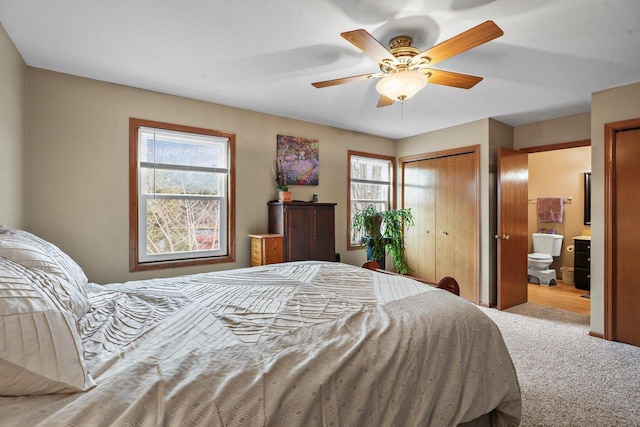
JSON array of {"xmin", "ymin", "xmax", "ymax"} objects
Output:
[{"xmin": 589, "ymin": 331, "xmax": 604, "ymax": 339}]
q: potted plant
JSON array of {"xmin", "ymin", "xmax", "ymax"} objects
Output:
[
  {"xmin": 274, "ymin": 159, "xmax": 291, "ymax": 202},
  {"xmin": 352, "ymin": 204, "xmax": 414, "ymax": 274}
]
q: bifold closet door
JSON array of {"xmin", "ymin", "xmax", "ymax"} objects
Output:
[
  {"xmin": 405, "ymin": 160, "xmax": 436, "ymax": 283},
  {"xmin": 435, "ymin": 156, "xmax": 455, "ymax": 279},
  {"xmin": 453, "ymin": 153, "xmax": 477, "ymax": 301},
  {"xmin": 403, "ymin": 152, "xmax": 477, "ymax": 302},
  {"xmin": 404, "ymin": 162, "xmax": 421, "ymax": 278}
]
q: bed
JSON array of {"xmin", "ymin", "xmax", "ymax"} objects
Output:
[{"xmin": 0, "ymin": 226, "xmax": 521, "ymax": 426}]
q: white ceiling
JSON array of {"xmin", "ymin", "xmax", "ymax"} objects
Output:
[{"xmin": 2, "ymin": 0, "xmax": 640, "ymax": 139}]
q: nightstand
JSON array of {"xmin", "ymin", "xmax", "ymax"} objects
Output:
[{"xmin": 249, "ymin": 234, "xmax": 284, "ymax": 266}]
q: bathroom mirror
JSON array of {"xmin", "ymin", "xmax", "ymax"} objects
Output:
[{"xmin": 584, "ymin": 172, "xmax": 591, "ymax": 225}]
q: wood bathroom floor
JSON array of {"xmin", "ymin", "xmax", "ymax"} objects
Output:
[{"xmin": 528, "ymin": 281, "xmax": 590, "ymax": 316}]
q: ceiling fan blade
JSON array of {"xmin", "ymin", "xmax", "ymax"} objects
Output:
[
  {"xmin": 376, "ymin": 95, "xmax": 394, "ymax": 108},
  {"xmin": 418, "ymin": 20, "xmax": 503, "ymax": 66},
  {"xmin": 341, "ymin": 29, "xmax": 397, "ymax": 64},
  {"xmin": 312, "ymin": 73, "xmax": 376, "ymax": 88},
  {"xmin": 426, "ymin": 69, "xmax": 483, "ymax": 89}
]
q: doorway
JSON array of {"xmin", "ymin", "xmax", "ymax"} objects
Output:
[{"xmin": 498, "ymin": 140, "xmax": 592, "ymax": 315}]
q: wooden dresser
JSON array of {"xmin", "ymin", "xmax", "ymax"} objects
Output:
[
  {"xmin": 267, "ymin": 201, "xmax": 336, "ymax": 262},
  {"xmin": 249, "ymin": 233, "xmax": 284, "ymax": 266}
]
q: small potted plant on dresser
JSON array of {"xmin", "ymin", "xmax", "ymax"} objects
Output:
[
  {"xmin": 352, "ymin": 204, "xmax": 414, "ymax": 274},
  {"xmin": 274, "ymin": 159, "xmax": 291, "ymax": 202}
]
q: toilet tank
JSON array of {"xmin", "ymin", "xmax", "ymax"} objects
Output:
[{"xmin": 532, "ymin": 233, "xmax": 563, "ymax": 256}]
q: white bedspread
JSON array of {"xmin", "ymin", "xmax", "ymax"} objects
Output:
[{"xmin": 0, "ymin": 261, "xmax": 521, "ymax": 426}]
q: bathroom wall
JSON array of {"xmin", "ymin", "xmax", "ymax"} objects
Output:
[{"xmin": 527, "ymin": 146, "xmax": 591, "ymax": 274}]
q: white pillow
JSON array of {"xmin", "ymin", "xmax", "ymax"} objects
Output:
[
  {"xmin": 0, "ymin": 256, "xmax": 96, "ymax": 396},
  {"xmin": 0, "ymin": 225, "xmax": 90, "ymax": 316}
]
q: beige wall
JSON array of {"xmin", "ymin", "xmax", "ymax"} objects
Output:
[
  {"xmin": 527, "ymin": 147, "xmax": 591, "ymax": 272},
  {"xmin": 397, "ymin": 119, "xmax": 497, "ymax": 304},
  {"xmin": 397, "ymin": 118, "xmax": 517, "ymax": 306},
  {"xmin": 514, "ymin": 112, "xmax": 591, "ymax": 149},
  {"xmin": 590, "ymin": 81, "xmax": 640, "ymax": 335},
  {"xmin": 26, "ymin": 69, "xmax": 394, "ymax": 283},
  {"xmin": 513, "ymin": 86, "xmax": 640, "ymax": 337},
  {"xmin": 0, "ymin": 23, "xmax": 27, "ymax": 229}
]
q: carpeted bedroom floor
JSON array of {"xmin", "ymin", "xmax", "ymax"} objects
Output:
[{"xmin": 480, "ymin": 303, "xmax": 640, "ymax": 427}]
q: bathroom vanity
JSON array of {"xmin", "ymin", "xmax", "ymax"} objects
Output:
[{"xmin": 573, "ymin": 236, "xmax": 591, "ymax": 291}]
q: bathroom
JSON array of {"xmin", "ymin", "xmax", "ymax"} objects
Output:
[{"xmin": 527, "ymin": 145, "xmax": 591, "ymax": 312}]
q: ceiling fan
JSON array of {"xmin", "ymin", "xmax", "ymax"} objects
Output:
[{"xmin": 312, "ymin": 21, "xmax": 503, "ymax": 107}]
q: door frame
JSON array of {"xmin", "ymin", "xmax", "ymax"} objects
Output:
[
  {"xmin": 400, "ymin": 145, "xmax": 480, "ymax": 303},
  {"xmin": 604, "ymin": 118, "xmax": 640, "ymax": 341},
  {"xmin": 506, "ymin": 139, "xmax": 591, "ymax": 310}
]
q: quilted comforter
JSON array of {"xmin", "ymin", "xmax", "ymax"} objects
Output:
[{"xmin": 0, "ymin": 261, "xmax": 521, "ymax": 426}]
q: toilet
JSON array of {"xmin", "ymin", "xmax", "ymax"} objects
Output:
[{"xmin": 528, "ymin": 233, "xmax": 563, "ymax": 286}]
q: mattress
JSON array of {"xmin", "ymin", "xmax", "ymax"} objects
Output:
[{"xmin": 0, "ymin": 261, "xmax": 521, "ymax": 426}]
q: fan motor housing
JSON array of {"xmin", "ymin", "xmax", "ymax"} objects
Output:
[
  {"xmin": 380, "ymin": 36, "xmax": 424, "ymax": 73},
  {"xmin": 389, "ymin": 36, "xmax": 420, "ymax": 57}
]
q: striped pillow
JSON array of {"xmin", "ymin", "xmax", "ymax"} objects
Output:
[
  {"xmin": 0, "ymin": 225, "xmax": 89, "ymax": 315},
  {"xmin": 0, "ymin": 256, "xmax": 96, "ymax": 396}
]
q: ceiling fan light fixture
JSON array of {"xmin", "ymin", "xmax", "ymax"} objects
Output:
[{"xmin": 375, "ymin": 70, "xmax": 428, "ymax": 102}]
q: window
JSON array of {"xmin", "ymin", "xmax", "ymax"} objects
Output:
[
  {"xmin": 129, "ymin": 118, "xmax": 235, "ymax": 271},
  {"xmin": 348, "ymin": 151, "xmax": 394, "ymax": 249}
]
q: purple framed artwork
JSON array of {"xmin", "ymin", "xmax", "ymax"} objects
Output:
[{"xmin": 276, "ymin": 134, "xmax": 319, "ymax": 185}]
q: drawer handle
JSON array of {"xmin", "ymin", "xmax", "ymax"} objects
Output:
[
  {"xmin": 587, "ymin": 275, "xmax": 590, "ymax": 278},
  {"xmin": 587, "ymin": 245, "xmax": 591, "ymax": 249}
]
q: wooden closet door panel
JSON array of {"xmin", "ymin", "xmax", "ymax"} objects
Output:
[
  {"xmin": 453, "ymin": 153, "xmax": 477, "ymax": 301},
  {"xmin": 403, "ymin": 161, "xmax": 422, "ymax": 277},
  {"xmin": 614, "ymin": 128, "xmax": 640, "ymax": 346},
  {"xmin": 419, "ymin": 159, "xmax": 437, "ymax": 282},
  {"xmin": 436, "ymin": 156, "xmax": 456, "ymax": 278}
]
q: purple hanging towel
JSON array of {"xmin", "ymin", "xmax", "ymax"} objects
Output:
[{"xmin": 537, "ymin": 197, "xmax": 564, "ymax": 223}]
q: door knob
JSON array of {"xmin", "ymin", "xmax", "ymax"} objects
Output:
[{"xmin": 494, "ymin": 234, "xmax": 510, "ymax": 240}]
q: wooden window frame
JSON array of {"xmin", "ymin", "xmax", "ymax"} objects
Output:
[
  {"xmin": 347, "ymin": 150, "xmax": 396, "ymax": 250},
  {"xmin": 129, "ymin": 117, "xmax": 236, "ymax": 272}
]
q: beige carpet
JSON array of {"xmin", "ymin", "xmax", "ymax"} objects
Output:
[{"xmin": 480, "ymin": 303, "xmax": 640, "ymax": 426}]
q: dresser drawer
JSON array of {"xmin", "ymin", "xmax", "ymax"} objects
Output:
[
  {"xmin": 574, "ymin": 239, "xmax": 591, "ymax": 253},
  {"xmin": 573, "ymin": 238, "xmax": 591, "ymax": 291},
  {"xmin": 574, "ymin": 251, "xmax": 591, "ymax": 269},
  {"xmin": 574, "ymin": 268, "xmax": 590, "ymax": 291}
]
